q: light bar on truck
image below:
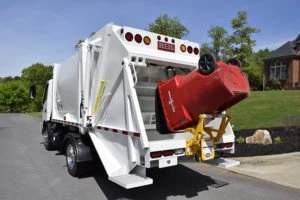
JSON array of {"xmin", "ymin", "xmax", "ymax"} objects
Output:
[{"xmin": 123, "ymin": 31, "xmax": 199, "ymax": 55}]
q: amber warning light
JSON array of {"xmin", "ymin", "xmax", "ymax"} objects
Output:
[{"xmin": 157, "ymin": 41, "xmax": 175, "ymax": 53}]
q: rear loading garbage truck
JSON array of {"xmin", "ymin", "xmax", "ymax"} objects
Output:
[{"xmin": 32, "ymin": 23, "xmax": 250, "ymax": 189}]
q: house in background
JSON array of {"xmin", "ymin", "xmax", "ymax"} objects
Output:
[{"xmin": 263, "ymin": 34, "xmax": 300, "ymax": 89}]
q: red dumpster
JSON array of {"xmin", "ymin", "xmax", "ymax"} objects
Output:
[{"xmin": 156, "ymin": 60, "xmax": 250, "ymax": 133}]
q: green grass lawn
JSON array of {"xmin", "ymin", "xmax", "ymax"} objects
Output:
[
  {"xmin": 28, "ymin": 112, "xmax": 41, "ymax": 119},
  {"xmin": 228, "ymin": 90, "xmax": 300, "ymax": 131}
]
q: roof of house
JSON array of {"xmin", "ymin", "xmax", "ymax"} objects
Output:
[{"xmin": 263, "ymin": 34, "xmax": 300, "ymax": 60}]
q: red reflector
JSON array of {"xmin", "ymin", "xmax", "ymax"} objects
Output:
[
  {"xmin": 125, "ymin": 32, "xmax": 133, "ymax": 41},
  {"xmin": 217, "ymin": 143, "xmax": 226, "ymax": 148},
  {"xmin": 150, "ymin": 151, "xmax": 162, "ymax": 158},
  {"xmin": 194, "ymin": 47, "xmax": 199, "ymax": 55},
  {"xmin": 225, "ymin": 143, "xmax": 233, "ymax": 148},
  {"xmin": 217, "ymin": 143, "xmax": 233, "ymax": 148},
  {"xmin": 135, "ymin": 34, "xmax": 142, "ymax": 43},
  {"xmin": 162, "ymin": 150, "xmax": 174, "ymax": 157},
  {"xmin": 187, "ymin": 46, "xmax": 193, "ymax": 54}
]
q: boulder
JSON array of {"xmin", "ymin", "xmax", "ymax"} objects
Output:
[{"xmin": 245, "ymin": 130, "xmax": 272, "ymax": 145}]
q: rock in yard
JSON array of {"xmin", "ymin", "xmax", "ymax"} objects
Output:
[{"xmin": 246, "ymin": 130, "xmax": 272, "ymax": 145}]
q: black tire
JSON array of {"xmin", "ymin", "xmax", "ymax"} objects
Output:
[
  {"xmin": 226, "ymin": 58, "xmax": 242, "ymax": 68},
  {"xmin": 42, "ymin": 123, "xmax": 54, "ymax": 151},
  {"xmin": 65, "ymin": 139, "xmax": 87, "ymax": 177},
  {"xmin": 198, "ymin": 53, "xmax": 216, "ymax": 75}
]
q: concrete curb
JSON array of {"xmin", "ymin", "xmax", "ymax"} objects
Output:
[{"xmin": 205, "ymin": 158, "xmax": 240, "ymax": 168}]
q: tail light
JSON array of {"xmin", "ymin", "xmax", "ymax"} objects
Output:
[
  {"xmin": 217, "ymin": 143, "xmax": 233, "ymax": 149},
  {"xmin": 225, "ymin": 142, "xmax": 233, "ymax": 148},
  {"xmin": 150, "ymin": 151, "xmax": 162, "ymax": 158},
  {"xmin": 125, "ymin": 32, "xmax": 133, "ymax": 41},
  {"xmin": 180, "ymin": 44, "xmax": 186, "ymax": 52},
  {"xmin": 194, "ymin": 47, "xmax": 199, "ymax": 55},
  {"xmin": 171, "ymin": 39, "xmax": 175, "ymax": 43},
  {"xmin": 187, "ymin": 46, "xmax": 193, "ymax": 54},
  {"xmin": 164, "ymin": 37, "xmax": 168, "ymax": 42},
  {"xmin": 143, "ymin": 36, "xmax": 151, "ymax": 45},
  {"xmin": 162, "ymin": 150, "xmax": 174, "ymax": 157},
  {"xmin": 135, "ymin": 34, "xmax": 142, "ymax": 43}
]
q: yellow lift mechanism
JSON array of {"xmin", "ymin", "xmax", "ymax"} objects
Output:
[{"xmin": 184, "ymin": 113, "xmax": 231, "ymax": 161}]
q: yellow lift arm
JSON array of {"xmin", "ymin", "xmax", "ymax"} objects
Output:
[{"xmin": 184, "ymin": 113, "xmax": 231, "ymax": 161}]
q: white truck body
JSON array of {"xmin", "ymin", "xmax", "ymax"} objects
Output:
[{"xmin": 41, "ymin": 24, "xmax": 235, "ymax": 189}]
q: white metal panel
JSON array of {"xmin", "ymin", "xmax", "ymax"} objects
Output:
[
  {"xmin": 159, "ymin": 157, "xmax": 178, "ymax": 168},
  {"xmin": 55, "ymin": 53, "xmax": 80, "ymax": 122},
  {"xmin": 149, "ymin": 139, "xmax": 186, "ymax": 152},
  {"xmin": 46, "ymin": 80, "xmax": 53, "ymax": 120}
]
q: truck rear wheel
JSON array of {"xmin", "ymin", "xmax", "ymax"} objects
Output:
[{"xmin": 65, "ymin": 140, "xmax": 87, "ymax": 177}]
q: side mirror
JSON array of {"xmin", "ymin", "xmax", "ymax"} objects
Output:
[{"xmin": 29, "ymin": 85, "xmax": 36, "ymax": 99}]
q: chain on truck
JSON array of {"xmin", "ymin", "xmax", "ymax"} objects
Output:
[{"xmin": 29, "ymin": 23, "xmax": 250, "ymax": 189}]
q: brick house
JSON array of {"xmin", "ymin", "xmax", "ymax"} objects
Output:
[{"xmin": 263, "ymin": 34, "xmax": 300, "ymax": 89}]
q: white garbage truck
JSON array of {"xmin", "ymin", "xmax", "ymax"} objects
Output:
[{"xmin": 31, "ymin": 23, "xmax": 249, "ymax": 189}]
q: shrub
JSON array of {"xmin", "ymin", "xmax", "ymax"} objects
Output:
[
  {"xmin": 236, "ymin": 136, "xmax": 245, "ymax": 144},
  {"xmin": 273, "ymin": 136, "xmax": 282, "ymax": 144},
  {"xmin": 264, "ymin": 86, "xmax": 271, "ymax": 91},
  {"xmin": 266, "ymin": 79, "xmax": 281, "ymax": 90}
]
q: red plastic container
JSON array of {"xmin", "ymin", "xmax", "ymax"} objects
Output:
[{"xmin": 157, "ymin": 61, "xmax": 250, "ymax": 132}]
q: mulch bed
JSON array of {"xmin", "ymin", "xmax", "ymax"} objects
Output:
[{"xmin": 223, "ymin": 127, "xmax": 300, "ymax": 157}]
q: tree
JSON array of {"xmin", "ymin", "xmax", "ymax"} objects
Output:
[
  {"xmin": 148, "ymin": 14, "xmax": 189, "ymax": 39},
  {"xmin": 0, "ymin": 80, "xmax": 29, "ymax": 112},
  {"xmin": 243, "ymin": 48, "xmax": 270, "ymax": 89},
  {"xmin": 21, "ymin": 63, "xmax": 53, "ymax": 111},
  {"xmin": 229, "ymin": 11, "xmax": 260, "ymax": 65},
  {"xmin": 200, "ymin": 42, "xmax": 213, "ymax": 55},
  {"xmin": 202, "ymin": 26, "xmax": 229, "ymax": 60},
  {"xmin": 200, "ymin": 10, "xmax": 266, "ymax": 89},
  {"xmin": 21, "ymin": 63, "xmax": 53, "ymax": 86}
]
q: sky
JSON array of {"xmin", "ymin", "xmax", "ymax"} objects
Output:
[{"xmin": 0, "ymin": 0, "xmax": 299, "ymax": 77}]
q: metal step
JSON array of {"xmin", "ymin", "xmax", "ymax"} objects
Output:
[{"xmin": 109, "ymin": 174, "xmax": 153, "ymax": 189}]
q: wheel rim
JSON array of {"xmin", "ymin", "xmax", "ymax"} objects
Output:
[
  {"xmin": 227, "ymin": 58, "xmax": 241, "ymax": 68},
  {"xmin": 42, "ymin": 130, "xmax": 49, "ymax": 144},
  {"xmin": 66, "ymin": 144, "xmax": 75, "ymax": 169},
  {"xmin": 198, "ymin": 53, "xmax": 216, "ymax": 75}
]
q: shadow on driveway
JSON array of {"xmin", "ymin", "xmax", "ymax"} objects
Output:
[{"xmin": 92, "ymin": 164, "xmax": 228, "ymax": 200}]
